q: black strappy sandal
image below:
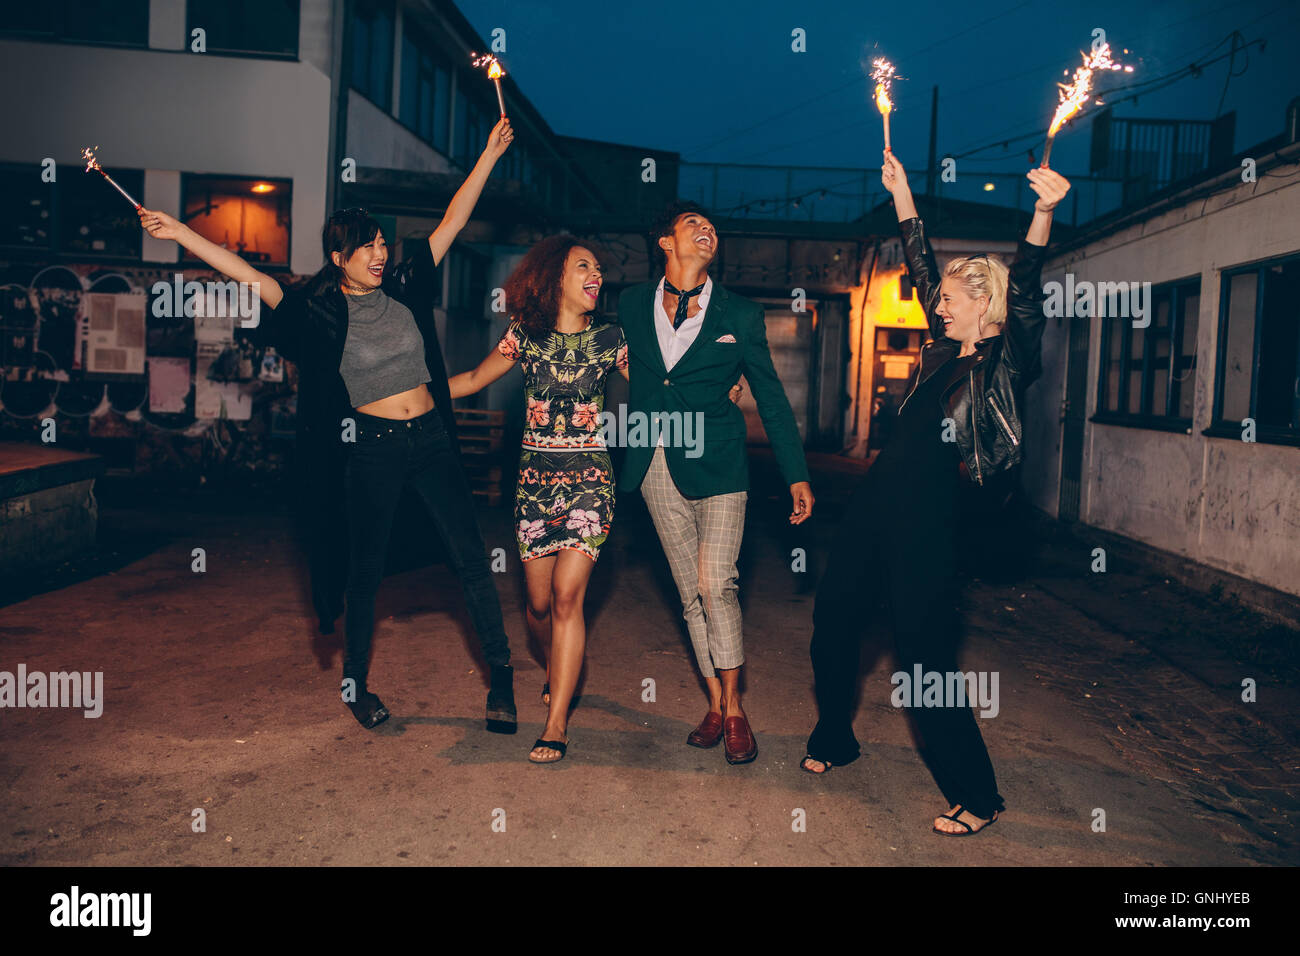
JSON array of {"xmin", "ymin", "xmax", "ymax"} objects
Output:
[
  {"xmin": 932, "ymin": 804, "xmax": 999, "ymax": 836},
  {"xmin": 528, "ymin": 737, "xmax": 568, "ymax": 763}
]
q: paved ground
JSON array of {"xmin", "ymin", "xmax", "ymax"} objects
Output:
[{"xmin": 1, "ymin": 450, "xmax": 1297, "ymax": 866}]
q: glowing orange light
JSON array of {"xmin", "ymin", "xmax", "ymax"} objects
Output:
[{"xmin": 251, "ymin": 183, "xmax": 275, "ymax": 193}]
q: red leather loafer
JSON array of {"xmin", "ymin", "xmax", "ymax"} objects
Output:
[
  {"xmin": 687, "ymin": 711, "xmax": 724, "ymax": 748},
  {"xmin": 723, "ymin": 715, "xmax": 757, "ymax": 764}
]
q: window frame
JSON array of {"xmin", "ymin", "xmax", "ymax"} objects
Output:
[
  {"xmin": 1204, "ymin": 252, "xmax": 1300, "ymax": 446},
  {"xmin": 0, "ymin": 0, "xmax": 150, "ymax": 49},
  {"xmin": 1092, "ymin": 276, "xmax": 1201, "ymax": 433},
  {"xmin": 185, "ymin": 0, "xmax": 301, "ymax": 60},
  {"xmin": 397, "ymin": 19, "xmax": 452, "ymax": 156},
  {"xmin": 178, "ymin": 172, "xmax": 295, "ymax": 271},
  {"xmin": 349, "ymin": 0, "xmax": 396, "ymax": 112}
]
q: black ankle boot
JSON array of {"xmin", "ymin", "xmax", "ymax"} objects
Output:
[
  {"xmin": 485, "ymin": 664, "xmax": 517, "ymax": 734},
  {"xmin": 342, "ymin": 679, "xmax": 389, "ymax": 730}
]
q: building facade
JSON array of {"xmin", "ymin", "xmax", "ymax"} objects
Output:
[{"xmin": 1023, "ymin": 134, "xmax": 1300, "ymax": 599}]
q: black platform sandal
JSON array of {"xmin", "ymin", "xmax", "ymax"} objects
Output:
[
  {"xmin": 485, "ymin": 664, "xmax": 517, "ymax": 734},
  {"xmin": 528, "ymin": 737, "xmax": 567, "ymax": 763},
  {"xmin": 345, "ymin": 689, "xmax": 390, "ymax": 730}
]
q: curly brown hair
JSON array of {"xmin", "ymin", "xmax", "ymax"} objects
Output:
[{"xmin": 504, "ymin": 234, "xmax": 603, "ymax": 334}]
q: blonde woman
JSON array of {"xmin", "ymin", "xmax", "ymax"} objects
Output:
[{"xmin": 801, "ymin": 150, "xmax": 1069, "ymax": 836}]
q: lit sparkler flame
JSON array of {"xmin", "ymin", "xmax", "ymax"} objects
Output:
[
  {"xmin": 871, "ymin": 57, "xmax": 896, "ymax": 151},
  {"xmin": 80, "ymin": 145, "xmax": 141, "ymax": 209},
  {"xmin": 471, "ymin": 53, "xmax": 508, "ymax": 118},
  {"xmin": 1047, "ymin": 42, "xmax": 1128, "ymax": 137},
  {"xmin": 1040, "ymin": 40, "xmax": 1132, "ymax": 167},
  {"xmin": 871, "ymin": 57, "xmax": 895, "ymax": 115}
]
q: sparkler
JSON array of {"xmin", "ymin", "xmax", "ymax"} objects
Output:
[
  {"xmin": 470, "ymin": 53, "xmax": 507, "ymax": 118},
  {"xmin": 871, "ymin": 57, "xmax": 896, "ymax": 151},
  {"xmin": 81, "ymin": 146, "xmax": 141, "ymax": 209},
  {"xmin": 1040, "ymin": 42, "xmax": 1132, "ymax": 168}
]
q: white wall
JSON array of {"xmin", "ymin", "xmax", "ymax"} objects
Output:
[
  {"xmin": 0, "ymin": 39, "xmax": 332, "ymax": 274},
  {"xmin": 345, "ymin": 90, "xmax": 457, "ymax": 175},
  {"xmin": 1036, "ymin": 161, "xmax": 1300, "ymax": 596}
]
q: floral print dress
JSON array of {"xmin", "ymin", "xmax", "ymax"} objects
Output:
[{"xmin": 496, "ymin": 316, "xmax": 628, "ymax": 561}]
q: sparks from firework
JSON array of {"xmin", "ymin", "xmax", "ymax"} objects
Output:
[
  {"xmin": 871, "ymin": 57, "xmax": 896, "ymax": 151},
  {"xmin": 470, "ymin": 52, "xmax": 508, "ymax": 117},
  {"xmin": 81, "ymin": 146, "xmax": 141, "ymax": 209},
  {"xmin": 1040, "ymin": 42, "xmax": 1132, "ymax": 167}
]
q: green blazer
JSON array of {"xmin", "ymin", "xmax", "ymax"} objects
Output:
[{"xmin": 617, "ymin": 279, "xmax": 810, "ymax": 497}]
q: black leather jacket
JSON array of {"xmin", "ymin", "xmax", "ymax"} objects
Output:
[{"xmin": 897, "ymin": 216, "xmax": 1048, "ymax": 487}]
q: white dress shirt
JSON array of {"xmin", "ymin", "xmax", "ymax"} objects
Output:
[
  {"xmin": 654, "ymin": 275, "xmax": 712, "ymax": 371},
  {"xmin": 653, "ymin": 276, "xmax": 713, "ymax": 447}
]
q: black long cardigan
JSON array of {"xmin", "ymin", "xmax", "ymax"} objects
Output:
[{"xmin": 254, "ymin": 238, "xmax": 461, "ymax": 629}]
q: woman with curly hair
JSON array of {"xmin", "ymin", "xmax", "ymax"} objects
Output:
[{"xmin": 450, "ymin": 236, "xmax": 627, "ymax": 763}]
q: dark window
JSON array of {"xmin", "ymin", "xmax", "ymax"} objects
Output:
[
  {"xmin": 2, "ymin": 0, "xmax": 149, "ymax": 47},
  {"xmin": 1211, "ymin": 255, "xmax": 1300, "ymax": 443},
  {"xmin": 0, "ymin": 165, "xmax": 53, "ymax": 251},
  {"xmin": 181, "ymin": 175, "xmax": 292, "ymax": 267},
  {"xmin": 1095, "ymin": 278, "xmax": 1200, "ymax": 427},
  {"xmin": 351, "ymin": 0, "xmax": 394, "ymax": 111},
  {"xmin": 446, "ymin": 247, "xmax": 488, "ymax": 317},
  {"xmin": 398, "ymin": 22, "xmax": 449, "ymax": 150},
  {"xmin": 433, "ymin": 67, "xmax": 451, "ymax": 153},
  {"xmin": 454, "ymin": 88, "xmax": 471, "ymax": 167},
  {"xmin": 59, "ymin": 165, "xmax": 144, "ymax": 259},
  {"xmin": 187, "ymin": 0, "xmax": 299, "ymax": 58}
]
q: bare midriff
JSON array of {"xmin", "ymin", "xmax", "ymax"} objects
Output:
[{"xmin": 355, "ymin": 384, "xmax": 435, "ymax": 420}]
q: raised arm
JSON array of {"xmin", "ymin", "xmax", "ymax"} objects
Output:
[
  {"xmin": 1001, "ymin": 167, "xmax": 1070, "ymax": 383},
  {"xmin": 139, "ymin": 208, "xmax": 283, "ymax": 308},
  {"xmin": 428, "ymin": 118, "xmax": 514, "ymax": 266},
  {"xmin": 881, "ymin": 151, "xmax": 944, "ymax": 341}
]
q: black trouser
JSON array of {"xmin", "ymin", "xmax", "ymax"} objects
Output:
[
  {"xmin": 807, "ymin": 480, "xmax": 1005, "ymax": 819},
  {"xmin": 342, "ymin": 408, "xmax": 510, "ymax": 690}
]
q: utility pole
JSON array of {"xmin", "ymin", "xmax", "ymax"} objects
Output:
[{"xmin": 925, "ymin": 85, "xmax": 938, "ymax": 196}]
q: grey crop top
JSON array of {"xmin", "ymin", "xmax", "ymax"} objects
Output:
[{"xmin": 339, "ymin": 288, "xmax": 432, "ymax": 407}]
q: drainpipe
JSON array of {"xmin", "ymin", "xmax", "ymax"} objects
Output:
[{"xmin": 849, "ymin": 239, "xmax": 881, "ymax": 444}]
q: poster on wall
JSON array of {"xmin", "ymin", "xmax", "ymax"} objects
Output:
[
  {"xmin": 76, "ymin": 292, "xmax": 147, "ymax": 378},
  {"xmin": 193, "ymin": 310, "xmax": 252, "ymax": 421},
  {"xmin": 147, "ymin": 356, "xmax": 191, "ymax": 413}
]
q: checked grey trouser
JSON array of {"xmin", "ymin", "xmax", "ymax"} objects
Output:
[{"xmin": 640, "ymin": 445, "xmax": 748, "ymax": 675}]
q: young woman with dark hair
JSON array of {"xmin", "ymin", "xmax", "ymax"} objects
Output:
[{"xmin": 139, "ymin": 119, "xmax": 520, "ymax": 734}]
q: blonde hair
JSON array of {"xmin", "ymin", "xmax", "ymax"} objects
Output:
[{"xmin": 943, "ymin": 254, "xmax": 1009, "ymax": 335}]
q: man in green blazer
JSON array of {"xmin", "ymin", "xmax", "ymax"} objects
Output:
[{"xmin": 618, "ymin": 200, "xmax": 815, "ymax": 765}]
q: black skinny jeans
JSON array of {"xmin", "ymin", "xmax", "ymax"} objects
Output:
[
  {"xmin": 342, "ymin": 407, "xmax": 510, "ymax": 690},
  {"xmin": 807, "ymin": 477, "xmax": 1006, "ymax": 820}
]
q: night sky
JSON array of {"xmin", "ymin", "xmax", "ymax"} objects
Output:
[{"xmin": 456, "ymin": 0, "xmax": 1300, "ymax": 178}]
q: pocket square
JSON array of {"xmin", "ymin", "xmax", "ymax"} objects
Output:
[{"xmin": 715, "ymin": 334, "xmax": 737, "ymax": 343}]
